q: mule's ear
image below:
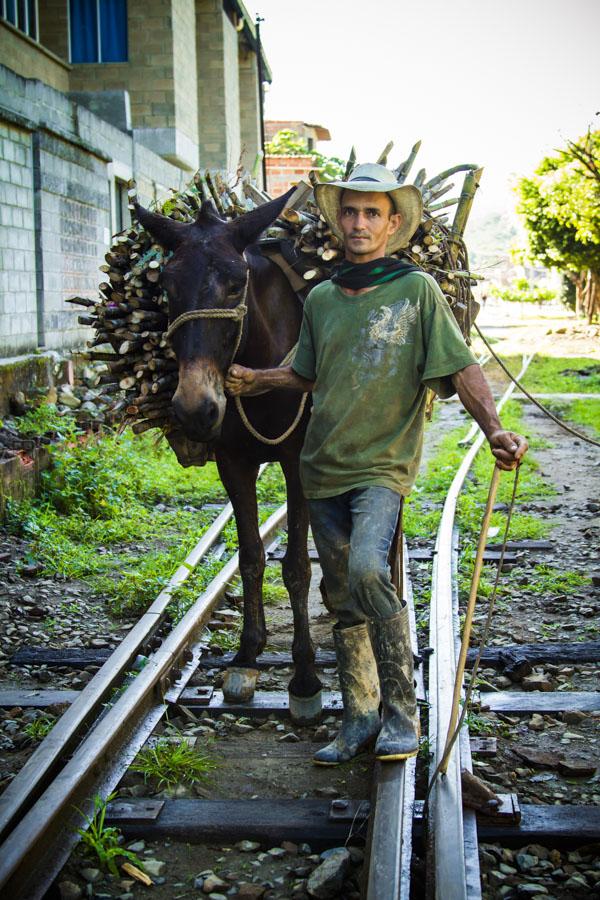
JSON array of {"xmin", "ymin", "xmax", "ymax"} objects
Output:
[
  {"xmin": 133, "ymin": 201, "xmax": 192, "ymax": 251},
  {"xmin": 228, "ymin": 186, "xmax": 296, "ymax": 252}
]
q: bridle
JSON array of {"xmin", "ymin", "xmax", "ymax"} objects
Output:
[
  {"xmin": 165, "ymin": 269, "xmax": 250, "ymax": 365},
  {"xmin": 164, "ymin": 267, "xmax": 307, "ymax": 446}
]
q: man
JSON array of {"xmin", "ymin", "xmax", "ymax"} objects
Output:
[{"xmin": 225, "ymin": 164, "xmax": 528, "ymax": 766}]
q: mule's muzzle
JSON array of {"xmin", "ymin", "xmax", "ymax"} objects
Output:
[{"xmin": 172, "ymin": 360, "xmax": 226, "ymax": 443}]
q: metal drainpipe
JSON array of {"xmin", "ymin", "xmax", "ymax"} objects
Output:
[
  {"xmin": 32, "ymin": 130, "xmax": 45, "ymax": 348},
  {"xmin": 255, "ymin": 15, "xmax": 267, "ymax": 190}
]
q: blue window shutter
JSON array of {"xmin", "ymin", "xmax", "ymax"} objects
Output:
[
  {"xmin": 100, "ymin": 0, "xmax": 128, "ymax": 62},
  {"xmin": 5, "ymin": 0, "xmax": 17, "ymax": 27},
  {"xmin": 70, "ymin": 0, "xmax": 99, "ymax": 63}
]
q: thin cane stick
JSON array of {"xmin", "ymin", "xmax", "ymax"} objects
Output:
[{"xmin": 438, "ymin": 463, "xmax": 501, "ymax": 775}]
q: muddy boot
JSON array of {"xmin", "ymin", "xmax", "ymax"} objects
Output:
[
  {"xmin": 369, "ymin": 607, "xmax": 419, "ymax": 761},
  {"xmin": 313, "ymin": 622, "xmax": 381, "ymax": 766}
]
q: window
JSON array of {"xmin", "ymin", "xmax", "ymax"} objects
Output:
[
  {"xmin": 1, "ymin": 0, "xmax": 38, "ymax": 40},
  {"xmin": 69, "ymin": 0, "xmax": 128, "ymax": 63},
  {"xmin": 113, "ymin": 178, "xmax": 129, "ymax": 234}
]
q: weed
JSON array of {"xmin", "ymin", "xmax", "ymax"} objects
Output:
[
  {"xmin": 76, "ymin": 793, "xmax": 144, "ymax": 876},
  {"xmin": 14, "ymin": 402, "xmax": 79, "ymax": 439},
  {"xmin": 130, "ymin": 735, "xmax": 217, "ymax": 791},
  {"xmin": 523, "ymin": 564, "xmax": 590, "ymax": 596},
  {"xmin": 24, "ymin": 715, "xmax": 55, "ymax": 741},
  {"xmin": 521, "ymin": 357, "xmax": 600, "ymax": 394},
  {"xmin": 465, "ymin": 710, "xmax": 510, "ymax": 738},
  {"xmin": 208, "ymin": 627, "xmax": 241, "ymax": 651}
]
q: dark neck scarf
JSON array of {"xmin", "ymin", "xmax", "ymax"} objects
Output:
[{"xmin": 331, "ymin": 257, "xmax": 421, "ymax": 291}]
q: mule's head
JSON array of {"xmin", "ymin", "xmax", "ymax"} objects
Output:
[{"xmin": 134, "ymin": 188, "xmax": 294, "ymax": 442}]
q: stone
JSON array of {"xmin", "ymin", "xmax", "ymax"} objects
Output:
[
  {"xmin": 315, "ymin": 787, "xmax": 340, "ymax": 799},
  {"xmin": 202, "ymin": 874, "xmax": 228, "ymax": 893},
  {"xmin": 313, "ymin": 725, "xmax": 329, "ymax": 740},
  {"xmin": 514, "ymin": 747, "xmax": 559, "ymax": 768},
  {"xmin": 522, "ymin": 674, "xmax": 554, "ymax": 691},
  {"xmin": 558, "ymin": 758, "xmax": 597, "ymax": 777},
  {"xmin": 141, "ymin": 859, "xmax": 166, "ymax": 878},
  {"xmin": 282, "ymin": 841, "xmax": 299, "ymax": 855},
  {"xmin": 267, "ymin": 847, "xmax": 287, "ymax": 858},
  {"xmin": 278, "ymin": 732, "xmax": 300, "ymax": 743},
  {"xmin": 236, "ymin": 840, "xmax": 261, "ymax": 852},
  {"xmin": 516, "ymin": 885, "xmax": 548, "ymax": 896},
  {"xmin": 516, "ymin": 853, "xmax": 538, "ymax": 872},
  {"xmin": 564, "ymin": 875, "xmax": 588, "ymax": 889},
  {"xmin": 528, "ymin": 714, "xmax": 545, "ymax": 732},
  {"xmin": 236, "ymin": 885, "xmax": 266, "ymax": 899},
  {"xmin": 347, "ymin": 847, "xmax": 364, "ymax": 865},
  {"xmin": 79, "ymin": 867, "xmax": 102, "ymax": 883},
  {"xmin": 234, "ymin": 724, "xmax": 254, "ymax": 734},
  {"xmin": 58, "ymin": 883, "xmax": 83, "ymax": 900},
  {"xmin": 306, "ymin": 847, "xmax": 351, "ymax": 898},
  {"xmin": 126, "ymin": 841, "xmax": 145, "ymax": 853}
]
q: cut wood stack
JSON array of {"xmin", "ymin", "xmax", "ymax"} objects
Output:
[{"xmin": 68, "ymin": 143, "xmax": 482, "ymax": 445}]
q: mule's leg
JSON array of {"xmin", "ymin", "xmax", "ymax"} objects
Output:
[
  {"xmin": 216, "ymin": 452, "xmax": 265, "ymax": 700},
  {"xmin": 280, "ymin": 455, "xmax": 323, "ymax": 722}
]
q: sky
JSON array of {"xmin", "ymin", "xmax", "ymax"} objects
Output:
[{"xmin": 245, "ymin": 0, "xmax": 599, "ymax": 219}]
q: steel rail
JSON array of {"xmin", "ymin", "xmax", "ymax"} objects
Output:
[
  {"xmin": 427, "ymin": 353, "xmax": 534, "ymax": 899},
  {"xmin": 366, "ymin": 541, "xmax": 417, "ymax": 900},
  {"xmin": 0, "ymin": 503, "xmax": 286, "ymax": 900},
  {"xmin": 0, "ymin": 501, "xmax": 235, "ymax": 844},
  {"xmin": 0, "ymin": 462, "xmax": 267, "ymax": 844}
]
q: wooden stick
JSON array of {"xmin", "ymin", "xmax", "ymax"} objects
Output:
[{"xmin": 439, "ymin": 465, "xmax": 501, "ymax": 775}]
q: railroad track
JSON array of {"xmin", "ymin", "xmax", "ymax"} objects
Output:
[{"xmin": 1, "ymin": 353, "xmax": 599, "ymax": 899}]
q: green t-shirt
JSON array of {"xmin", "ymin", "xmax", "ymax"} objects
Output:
[{"xmin": 292, "ymin": 272, "xmax": 477, "ymax": 499}]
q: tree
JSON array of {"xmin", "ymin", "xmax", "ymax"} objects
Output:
[
  {"xmin": 490, "ymin": 276, "xmax": 556, "ymax": 308},
  {"xmin": 265, "ymin": 129, "xmax": 346, "ymax": 182},
  {"xmin": 515, "ymin": 129, "xmax": 600, "ymax": 322}
]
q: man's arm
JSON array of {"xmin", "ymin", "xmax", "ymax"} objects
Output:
[
  {"xmin": 225, "ymin": 364, "xmax": 314, "ymax": 397},
  {"xmin": 452, "ymin": 364, "xmax": 528, "ymax": 470}
]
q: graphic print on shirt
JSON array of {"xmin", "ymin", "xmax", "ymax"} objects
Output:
[{"xmin": 352, "ymin": 299, "xmax": 420, "ymax": 386}]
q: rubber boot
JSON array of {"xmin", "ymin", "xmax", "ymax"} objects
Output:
[
  {"xmin": 313, "ymin": 622, "xmax": 381, "ymax": 766},
  {"xmin": 369, "ymin": 607, "xmax": 420, "ymax": 761}
]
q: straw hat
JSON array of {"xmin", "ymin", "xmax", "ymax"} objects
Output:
[{"xmin": 314, "ymin": 163, "xmax": 423, "ymax": 254}]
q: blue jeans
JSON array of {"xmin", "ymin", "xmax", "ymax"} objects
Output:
[{"xmin": 308, "ymin": 486, "xmax": 403, "ymax": 628}]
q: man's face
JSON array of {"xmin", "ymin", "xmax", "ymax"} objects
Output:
[{"xmin": 337, "ymin": 190, "xmax": 402, "ymax": 261}]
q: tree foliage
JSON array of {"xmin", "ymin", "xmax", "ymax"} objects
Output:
[
  {"xmin": 515, "ymin": 129, "xmax": 600, "ymax": 320},
  {"xmin": 490, "ymin": 277, "xmax": 556, "ymax": 305},
  {"xmin": 265, "ymin": 129, "xmax": 346, "ymax": 182}
]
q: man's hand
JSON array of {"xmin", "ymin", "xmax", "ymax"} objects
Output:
[
  {"xmin": 225, "ymin": 364, "xmax": 258, "ymax": 396},
  {"xmin": 488, "ymin": 430, "xmax": 528, "ymax": 471}
]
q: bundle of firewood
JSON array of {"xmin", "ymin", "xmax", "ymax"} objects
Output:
[{"xmin": 68, "ymin": 142, "xmax": 481, "ymax": 440}]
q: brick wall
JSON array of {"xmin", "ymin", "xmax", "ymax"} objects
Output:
[
  {"xmin": 266, "ymin": 155, "xmax": 313, "ymax": 198},
  {"xmin": 0, "ymin": 123, "xmax": 37, "ymax": 354},
  {"xmin": 0, "ymin": 63, "xmax": 187, "ymax": 357}
]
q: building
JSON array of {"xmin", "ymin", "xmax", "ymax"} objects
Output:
[{"xmin": 0, "ymin": 0, "xmax": 271, "ymax": 359}]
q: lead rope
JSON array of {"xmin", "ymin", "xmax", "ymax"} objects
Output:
[
  {"xmin": 474, "ymin": 322, "xmax": 600, "ymax": 448},
  {"xmin": 424, "ymin": 462, "xmax": 521, "ymax": 806},
  {"xmin": 166, "ymin": 270, "xmax": 308, "ymax": 446}
]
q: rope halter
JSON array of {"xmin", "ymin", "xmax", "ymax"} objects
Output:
[{"xmin": 165, "ymin": 270, "xmax": 250, "ymax": 364}]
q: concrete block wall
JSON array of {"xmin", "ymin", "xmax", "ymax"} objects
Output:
[
  {"xmin": 238, "ymin": 45, "xmax": 261, "ymax": 179},
  {"xmin": 0, "ymin": 63, "xmax": 190, "ymax": 357},
  {"xmin": 68, "ymin": 0, "xmax": 199, "ymax": 170},
  {"xmin": 196, "ymin": 0, "xmax": 241, "ymax": 171},
  {"xmin": 0, "ymin": 21, "xmax": 70, "ymax": 93},
  {"xmin": 0, "ymin": 122, "xmax": 37, "ymax": 355}
]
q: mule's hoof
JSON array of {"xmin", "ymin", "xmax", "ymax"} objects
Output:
[
  {"xmin": 222, "ymin": 667, "xmax": 259, "ymax": 703},
  {"xmin": 289, "ymin": 690, "xmax": 322, "ymax": 725}
]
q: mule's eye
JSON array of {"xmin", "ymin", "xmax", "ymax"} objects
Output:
[{"xmin": 227, "ymin": 285, "xmax": 243, "ymax": 299}]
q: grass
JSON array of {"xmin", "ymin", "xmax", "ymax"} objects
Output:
[
  {"xmin": 129, "ymin": 734, "xmax": 217, "ymax": 791},
  {"xmin": 76, "ymin": 793, "xmax": 145, "ymax": 876},
  {"xmin": 516, "ymin": 356, "xmax": 600, "ymax": 394},
  {"xmin": 545, "ymin": 398, "xmax": 600, "ymax": 439},
  {"xmin": 24, "ymin": 715, "xmax": 55, "ymax": 741}
]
